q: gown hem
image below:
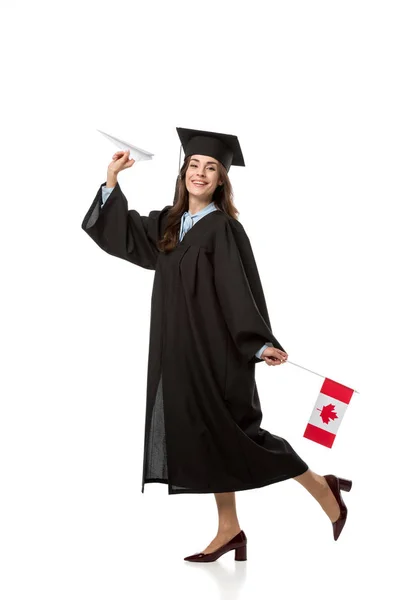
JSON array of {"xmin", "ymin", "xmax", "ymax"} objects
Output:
[{"xmin": 141, "ymin": 463, "xmax": 309, "ymax": 495}]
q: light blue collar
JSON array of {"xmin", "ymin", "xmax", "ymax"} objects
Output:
[
  {"xmin": 185, "ymin": 201, "xmax": 217, "ymax": 219},
  {"xmin": 179, "ymin": 201, "xmax": 218, "ymax": 242}
]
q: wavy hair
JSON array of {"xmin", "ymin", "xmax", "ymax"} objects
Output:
[{"xmin": 158, "ymin": 155, "xmax": 239, "ymax": 253}]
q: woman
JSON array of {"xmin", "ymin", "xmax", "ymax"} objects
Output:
[{"xmin": 81, "ymin": 127, "xmax": 352, "ymax": 562}]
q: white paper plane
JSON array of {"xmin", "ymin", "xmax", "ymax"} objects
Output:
[{"xmin": 96, "ymin": 129, "xmax": 154, "ymax": 162}]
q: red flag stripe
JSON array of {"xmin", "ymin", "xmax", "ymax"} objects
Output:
[
  {"xmin": 303, "ymin": 423, "xmax": 336, "ymax": 448},
  {"xmin": 320, "ymin": 378, "xmax": 354, "ymax": 405}
]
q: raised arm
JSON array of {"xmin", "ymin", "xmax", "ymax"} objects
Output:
[
  {"xmin": 81, "ymin": 151, "xmax": 169, "ymax": 270},
  {"xmin": 82, "ymin": 181, "xmax": 170, "ymax": 270}
]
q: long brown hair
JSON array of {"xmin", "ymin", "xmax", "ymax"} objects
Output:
[{"xmin": 158, "ymin": 155, "xmax": 239, "ymax": 253}]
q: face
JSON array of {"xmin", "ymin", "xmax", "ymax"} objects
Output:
[{"xmin": 185, "ymin": 155, "xmax": 223, "ymax": 199}]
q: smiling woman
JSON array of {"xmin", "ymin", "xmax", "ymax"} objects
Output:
[{"xmin": 81, "ymin": 125, "xmax": 351, "ymax": 562}]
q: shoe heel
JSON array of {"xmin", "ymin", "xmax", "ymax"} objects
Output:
[
  {"xmin": 235, "ymin": 545, "xmax": 247, "ymax": 561},
  {"xmin": 338, "ymin": 478, "xmax": 352, "ymax": 492}
]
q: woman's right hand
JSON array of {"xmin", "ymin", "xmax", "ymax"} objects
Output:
[{"xmin": 107, "ymin": 150, "xmax": 135, "ymax": 175}]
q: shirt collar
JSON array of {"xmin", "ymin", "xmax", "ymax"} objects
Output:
[{"xmin": 185, "ymin": 201, "xmax": 217, "ymax": 220}]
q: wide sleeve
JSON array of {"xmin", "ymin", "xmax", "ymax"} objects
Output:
[
  {"xmin": 213, "ymin": 218, "xmax": 286, "ymax": 364},
  {"xmin": 81, "ymin": 180, "xmax": 170, "ymax": 270}
]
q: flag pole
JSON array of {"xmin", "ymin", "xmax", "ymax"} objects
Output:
[{"xmin": 285, "ymin": 360, "xmax": 359, "ymax": 394}]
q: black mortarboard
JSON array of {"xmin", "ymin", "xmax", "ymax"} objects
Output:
[{"xmin": 176, "ymin": 127, "xmax": 245, "ymax": 172}]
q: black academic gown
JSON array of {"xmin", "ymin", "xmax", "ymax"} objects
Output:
[{"xmin": 81, "ymin": 181, "xmax": 308, "ymax": 494}]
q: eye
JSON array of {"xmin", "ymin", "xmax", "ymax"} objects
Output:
[{"xmin": 189, "ymin": 163, "xmax": 215, "ymax": 169}]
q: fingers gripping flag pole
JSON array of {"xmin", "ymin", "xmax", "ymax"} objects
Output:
[{"xmin": 286, "ymin": 360, "xmax": 359, "ymax": 449}]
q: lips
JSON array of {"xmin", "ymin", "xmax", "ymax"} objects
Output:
[{"xmin": 192, "ymin": 181, "xmax": 207, "ymax": 187}]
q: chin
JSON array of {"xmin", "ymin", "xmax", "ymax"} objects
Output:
[{"xmin": 189, "ymin": 185, "xmax": 213, "ymax": 195}]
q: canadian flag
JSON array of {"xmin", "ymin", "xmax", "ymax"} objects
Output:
[{"xmin": 303, "ymin": 378, "xmax": 355, "ymax": 448}]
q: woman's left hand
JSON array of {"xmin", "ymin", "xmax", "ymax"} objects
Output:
[{"xmin": 261, "ymin": 346, "xmax": 288, "ymax": 366}]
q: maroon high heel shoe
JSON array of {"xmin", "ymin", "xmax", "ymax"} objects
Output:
[
  {"xmin": 183, "ymin": 530, "xmax": 247, "ymax": 562},
  {"xmin": 324, "ymin": 474, "xmax": 353, "ymax": 541}
]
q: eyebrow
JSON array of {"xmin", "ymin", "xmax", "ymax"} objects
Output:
[{"xmin": 190, "ymin": 158, "xmax": 218, "ymax": 165}]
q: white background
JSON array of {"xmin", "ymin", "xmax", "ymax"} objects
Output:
[{"xmin": 1, "ymin": 1, "xmax": 399, "ymax": 598}]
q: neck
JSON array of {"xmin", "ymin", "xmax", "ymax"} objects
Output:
[{"xmin": 187, "ymin": 193, "xmax": 214, "ymax": 215}]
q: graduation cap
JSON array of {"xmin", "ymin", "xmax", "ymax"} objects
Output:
[{"xmin": 176, "ymin": 127, "xmax": 245, "ymax": 173}]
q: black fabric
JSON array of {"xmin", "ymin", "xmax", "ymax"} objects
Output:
[
  {"xmin": 81, "ymin": 182, "xmax": 308, "ymax": 494},
  {"xmin": 176, "ymin": 127, "xmax": 245, "ymax": 171},
  {"xmin": 185, "ymin": 136, "xmax": 233, "ymax": 172}
]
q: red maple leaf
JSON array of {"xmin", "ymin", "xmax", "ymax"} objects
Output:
[{"xmin": 317, "ymin": 403, "xmax": 338, "ymax": 424}]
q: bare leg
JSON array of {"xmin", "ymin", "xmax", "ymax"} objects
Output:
[
  {"xmin": 199, "ymin": 470, "xmax": 340, "ymax": 554},
  {"xmin": 201, "ymin": 492, "xmax": 242, "ymax": 554},
  {"xmin": 293, "ymin": 469, "xmax": 341, "ymax": 522}
]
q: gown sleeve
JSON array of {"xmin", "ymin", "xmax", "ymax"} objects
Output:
[
  {"xmin": 213, "ymin": 217, "xmax": 286, "ymax": 364},
  {"xmin": 81, "ymin": 181, "xmax": 170, "ymax": 270}
]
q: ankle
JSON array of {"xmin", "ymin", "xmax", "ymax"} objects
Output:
[{"xmin": 217, "ymin": 522, "xmax": 241, "ymax": 535}]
